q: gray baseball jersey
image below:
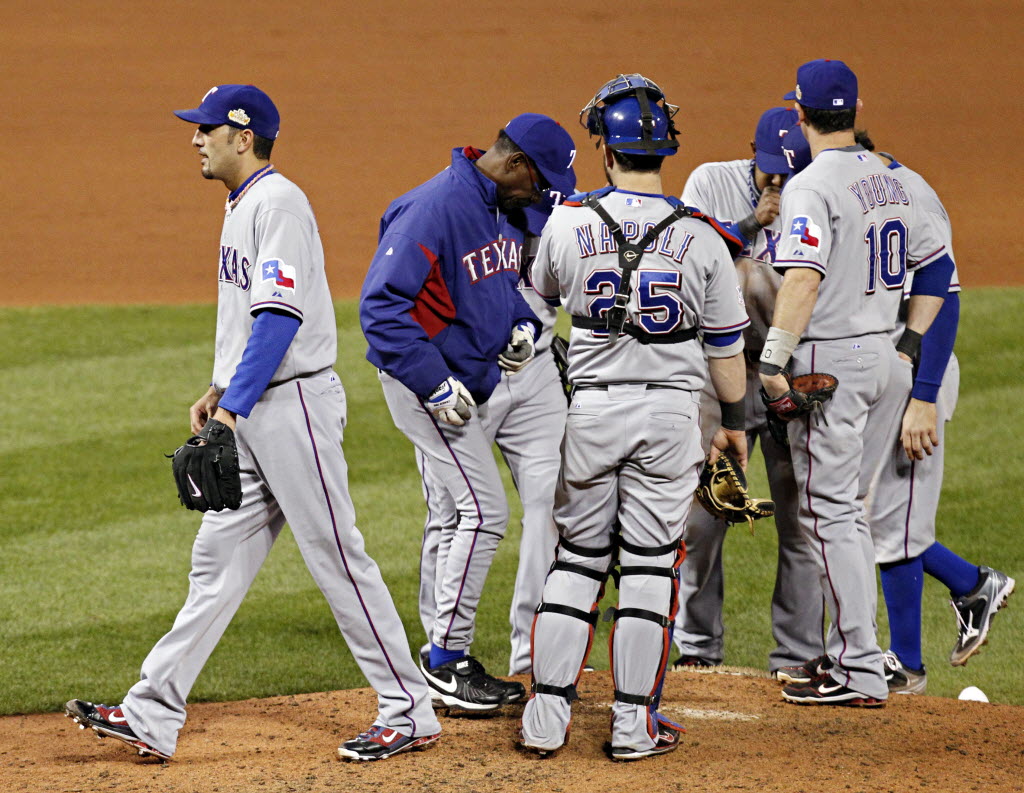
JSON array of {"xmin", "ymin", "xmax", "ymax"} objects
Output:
[
  {"xmin": 211, "ymin": 172, "xmax": 337, "ymax": 390},
  {"xmin": 675, "ymin": 160, "xmax": 824, "ymax": 672},
  {"xmin": 523, "ymin": 189, "xmax": 748, "ymax": 754},
  {"xmin": 869, "ymin": 158, "xmax": 961, "ymax": 563},
  {"xmin": 121, "ymin": 169, "xmax": 439, "ymax": 756},
  {"xmin": 775, "ymin": 145, "xmax": 948, "ymax": 700}
]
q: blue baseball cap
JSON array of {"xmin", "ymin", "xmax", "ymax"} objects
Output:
[
  {"xmin": 754, "ymin": 107, "xmax": 799, "ymax": 174},
  {"xmin": 523, "ymin": 182, "xmax": 575, "ymax": 236},
  {"xmin": 174, "ymin": 84, "xmax": 280, "ymax": 140},
  {"xmin": 504, "ymin": 113, "xmax": 577, "ymax": 198},
  {"xmin": 783, "ymin": 59, "xmax": 858, "ymax": 111},
  {"xmin": 781, "ymin": 124, "xmax": 813, "ymax": 176}
]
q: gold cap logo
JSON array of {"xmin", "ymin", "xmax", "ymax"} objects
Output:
[
  {"xmin": 227, "ymin": 108, "xmax": 251, "ymax": 126},
  {"xmin": 795, "ymin": 85, "xmax": 803, "ymax": 100}
]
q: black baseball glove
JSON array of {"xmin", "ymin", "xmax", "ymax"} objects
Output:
[
  {"xmin": 550, "ymin": 334, "xmax": 571, "ymax": 404},
  {"xmin": 760, "ymin": 372, "xmax": 839, "ymax": 422},
  {"xmin": 695, "ymin": 451, "xmax": 775, "ymax": 531},
  {"xmin": 171, "ymin": 418, "xmax": 242, "ymax": 512}
]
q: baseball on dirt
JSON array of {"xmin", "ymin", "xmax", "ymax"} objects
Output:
[{"xmin": 958, "ymin": 686, "xmax": 989, "ymax": 703}]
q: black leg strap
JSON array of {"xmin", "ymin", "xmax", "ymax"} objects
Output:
[
  {"xmin": 551, "ymin": 560, "xmax": 608, "ymax": 582},
  {"xmin": 533, "ymin": 682, "xmax": 580, "ymax": 703},
  {"xmin": 614, "ymin": 689, "xmax": 654, "ymax": 706},
  {"xmin": 618, "ymin": 536, "xmax": 682, "ymax": 557},
  {"xmin": 618, "ymin": 565, "xmax": 678, "ymax": 579},
  {"xmin": 537, "ymin": 603, "xmax": 600, "ymax": 626},
  {"xmin": 559, "ymin": 537, "xmax": 614, "ymax": 558},
  {"xmin": 614, "ymin": 607, "xmax": 671, "ymax": 627}
]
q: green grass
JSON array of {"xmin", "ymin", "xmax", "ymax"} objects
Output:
[{"xmin": 0, "ymin": 290, "xmax": 1021, "ymax": 714}]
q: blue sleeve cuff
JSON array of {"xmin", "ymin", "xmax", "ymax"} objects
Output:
[
  {"xmin": 704, "ymin": 330, "xmax": 742, "ymax": 348},
  {"xmin": 911, "ymin": 292, "xmax": 959, "ymax": 402},
  {"xmin": 910, "ymin": 253, "xmax": 955, "ymax": 297},
  {"xmin": 218, "ymin": 310, "xmax": 301, "ymax": 418}
]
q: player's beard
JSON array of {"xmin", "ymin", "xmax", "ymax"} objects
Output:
[{"xmin": 497, "ymin": 194, "xmax": 534, "ymax": 213}]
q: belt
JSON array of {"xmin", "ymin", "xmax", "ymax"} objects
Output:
[{"xmin": 573, "ymin": 384, "xmax": 684, "ymax": 392}]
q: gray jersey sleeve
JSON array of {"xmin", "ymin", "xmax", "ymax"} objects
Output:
[{"xmin": 250, "ymin": 208, "xmax": 315, "ymax": 320}]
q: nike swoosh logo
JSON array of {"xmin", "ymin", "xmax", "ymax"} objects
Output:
[
  {"xmin": 108, "ymin": 712, "xmax": 128, "ymax": 724},
  {"xmin": 818, "ymin": 683, "xmax": 844, "ymax": 694},
  {"xmin": 187, "ymin": 474, "xmax": 202, "ymax": 498},
  {"xmin": 380, "ymin": 730, "xmax": 399, "ymax": 744},
  {"xmin": 424, "ymin": 669, "xmax": 459, "ymax": 694}
]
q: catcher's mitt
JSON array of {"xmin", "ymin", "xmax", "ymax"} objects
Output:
[
  {"xmin": 695, "ymin": 451, "xmax": 775, "ymax": 531},
  {"xmin": 760, "ymin": 372, "xmax": 838, "ymax": 422},
  {"xmin": 550, "ymin": 334, "xmax": 571, "ymax": 404},
  {"xmin": 171, "ymin": 418, "xmax": 242, "ymax": 512}
]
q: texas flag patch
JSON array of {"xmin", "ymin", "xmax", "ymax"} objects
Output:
[
  {"xmin": 789, "ymin": 216, "xmax": 821, "ymax": 249},
  {"xmin": 261, "ymin": 259, "xmax": 296, "ymax": 290}
]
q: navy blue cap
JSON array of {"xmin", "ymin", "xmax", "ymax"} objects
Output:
[
  {"xmin": 781, "ymin": 124, "xmax": 812, "ymax": 176},
  {"xmin": 174, "ymin": 84, "xmax": 280, "ymax": 139},
  {"xmin": 504, "ymin": 113, "xmax": 577, "ymax": 198},
  {"xmin": 783, "ymin": 59, "xmax": 858, "ymax": 111},
  {"xmin": 754, "ymin": 107, "xmax": 799, "ymax": 174}
]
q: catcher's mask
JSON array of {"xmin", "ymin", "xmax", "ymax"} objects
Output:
[{"xmin": 579, "ymin": 73, "xmax": 680, "ymax": 156}]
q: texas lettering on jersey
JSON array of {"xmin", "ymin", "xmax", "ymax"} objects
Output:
[
  {"xmin": 572, "ymin": 221, "xmax": 694, "ymax": 264},
  {"xmin": 219, "ymin": 245, "xmax": 252, "ymax": 290},
  {"xmin": 461, "ymin": 237, "xmax": 521, "ymax": 283}
]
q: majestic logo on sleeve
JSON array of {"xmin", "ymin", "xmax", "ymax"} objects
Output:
[
  {"xmin": 789, "ymin": 216, "xmax": 821, "ymax": 249},
  {"xmin": 261, "ymin": 259, "xmax": 296, "ymax": 291}
]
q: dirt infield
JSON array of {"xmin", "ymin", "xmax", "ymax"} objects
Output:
[
  {"xmin": 4, "ymin": 670, "xmax": 1021, "ymax": 793},
  {"xmin": 4, "ymin": 0, "xmax": 1022, "ymax": 307}
]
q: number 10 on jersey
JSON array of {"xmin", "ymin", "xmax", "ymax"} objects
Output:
[{"xmin": 864, "ymin": 219, "xmax": 908, "ymax": 293}]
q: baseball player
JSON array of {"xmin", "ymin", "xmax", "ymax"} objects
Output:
[
  {"xmin": 672, "ymin": 107, "xmax": 825, "ymax": 674},
  {"xmin": 415, "ymin": 196, "xmax": 571, "ymax": 677},
  {"xmin": 760, "ymin": 60, "xmax": 955, "ymax": 706},
  {"xmin": 520, "ymin": 74, "xmax": 750, "ymax": 760},
  {"xmin": 776, "ymin": 124, "xmax": 1015, "ymax": 693},
  {"xmin": 359, "ymin": 114, "xmax": 576, "ymax": 710},
  {"xmin": 65, "ymin": 85, "xmax": 441, "ymax": 762}
]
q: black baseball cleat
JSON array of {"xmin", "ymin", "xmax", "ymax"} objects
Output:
[
  {"xmin": 608, "ymin": 719, "xmax": 682, "ymax": 761},
  {"xmin": 421, "ymin": 656, "xmax": 508, "ymax": 711},
  {"xmin": 337, "ymin": 725, "xmax": 440, "ymax": 761},
  {"xmin": 64, "ymin": 700, "xmax": 171, "ymax": 760},
  {"xmin": 949, "ymin": 566, "xmax": 1015, "ymax": 666},
  {"xmin": 774, "ymin": 654, "xmax": 833, "ymax": 685},
  {"xmin": 781, "ymin": 675, "xmax": 886, "ymax": 707}
]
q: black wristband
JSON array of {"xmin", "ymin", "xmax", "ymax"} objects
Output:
[
  {"xmin": 758, "ymin": 360, "xmax": 784, "ymax": 377},
  {"xmin": 738, "ymin": 212, "xmax": 763, "ymax": 241},
  {"xmin": 720, "ymin": 399, "xmax": 745, "ymax": 431},
  {"xmin": 895, "ymin": 328, "xmax": 923, "ymax": 360}
]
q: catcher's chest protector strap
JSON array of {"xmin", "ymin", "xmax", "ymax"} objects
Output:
[{"xmin": 571, "ymin": 195, "xmax": 697, "ymax": 344}]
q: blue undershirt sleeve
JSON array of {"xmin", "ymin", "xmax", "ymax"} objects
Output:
[
  {"xmin": 218, "ymin": 310, "xmax": 301, "ymax": 418},
  {"xmin": 909, "ymin": 253, "xmax": 954, "ymax": 297},
  {"xmin": 911, "ymin": 292, "xmax": 958, "ymax": 403},
  {"xmin": 703, "ymin": 330, "xmax": 742, "ymax": 348}
]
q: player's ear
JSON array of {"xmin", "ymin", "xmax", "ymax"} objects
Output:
[
  {"xmin": 507, "ymin": 151, "xmax": 527, "ymax": 175},
  {"xmin": 750, "ymin": 140, "xmax": 756, "ymax": 155},
  {"xmin": 235, "ymin": 129, "xmax": 254, "ymax": 154},
  {"xmin": 794, "ymin": 104, "xmax": 806, "ymax": 124}
]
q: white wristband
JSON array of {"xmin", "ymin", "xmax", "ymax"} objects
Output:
[{"xmin": 760, "ymin": 326, "xmax": 801, "ymax": 373}]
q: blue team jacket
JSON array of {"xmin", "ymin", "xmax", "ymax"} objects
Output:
[{"xmin": 360, "ymin": 147, "xmax": 539, "ymax": 403}]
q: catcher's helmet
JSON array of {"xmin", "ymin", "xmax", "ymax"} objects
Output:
[{"xmin": 580, "ymin": 73, "xmax": 680, "ymax": 156}]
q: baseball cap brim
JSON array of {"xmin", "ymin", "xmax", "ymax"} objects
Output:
[
  {"xmin": 782, "ymin": 90, "xmax": 797, "ymax": 101},
  {"xmin": 533, "ymin": 163, "xmax": 575, "ymax": 199},
  {"xmin": 755, "ymin": 149, "xmax": 791, "ymax": 175},
  {"xmin": 174, "ymin": 108, "xmax": 224, "ymax": 126}
]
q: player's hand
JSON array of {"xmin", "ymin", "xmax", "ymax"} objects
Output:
[
  {"xmin": 754, "ymin": 184, "xmax": 782, "ymax": 227},
  {"xmin": 190, "ymin": 386, "xmax": 222, "ymax": 435},
  {"xmin": 759, "ymin": 372, "xmax": 790, "ymax": 399},
  {"xmin": 424, "ymin": 377, "xmax": 476, "ymax": 426},
  {"xmin": 900, "ymin": 398, "xmax": 938, "ymax": 461},
  {"xmin": 498, "ymin": 323, "xmax": 536, "ymax": 374},
  {"xmin": 709, "ymin": 427, "xmax": 748, "ymax": 470}
]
